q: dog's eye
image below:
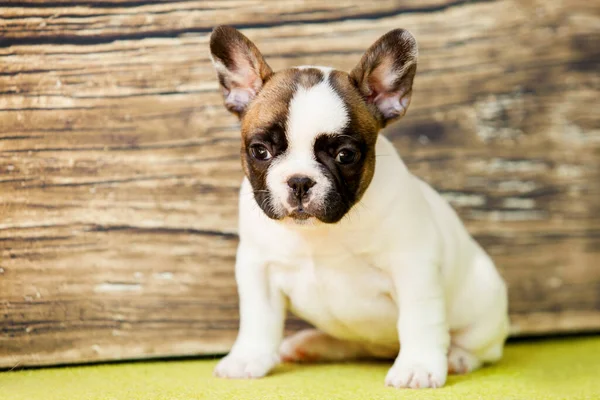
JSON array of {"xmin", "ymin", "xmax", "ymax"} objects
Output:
[
  {"xmin": 250, "ymin": 144, "xmax": 272, "ymax": 161},
  {"xmin": 335, "ymin": 149, "xmax": 358, "ymax": 164}
]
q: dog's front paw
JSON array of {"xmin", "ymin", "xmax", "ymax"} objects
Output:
[
  {"xmin": 385, "ymin": 350, "xmax": 447, "ymax": 389},
  {"xmin": 214, "ymin": 352, "xmax": 280, "ymax": 379}
]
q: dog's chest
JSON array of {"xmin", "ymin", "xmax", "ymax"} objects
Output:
[{"xmin": 269, "ymin": 236, "xmax": 399, "ymax": 344}]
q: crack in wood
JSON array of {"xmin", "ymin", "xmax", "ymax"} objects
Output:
[
  {"xmin": 0, "ymin": 0, "xmax": 202, "ymax": 9},
  {"xmin": 0, "ymin": 0, "xmax": 495, "ymax": 47},
  {"xmin": 86, "ymin": 224, "xmax": 238, "ymax": 239}
]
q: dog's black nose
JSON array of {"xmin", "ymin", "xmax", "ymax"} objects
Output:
[{"xmin": 287, "ymin": 176, "xmax": 316, "ymax": 199}]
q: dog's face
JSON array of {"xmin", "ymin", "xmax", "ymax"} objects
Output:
[
  {"xmin": 239, "ymin": 67, "xmax": 381, "ymax": 224},
  {"xmin": 210, "ymin": 27, "xmax": 417, "ymax": 224}
]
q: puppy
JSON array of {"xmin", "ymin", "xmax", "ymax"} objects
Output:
[{"xmin": 210, "ymin": 26, "xmax": 509, "ymax": 389}]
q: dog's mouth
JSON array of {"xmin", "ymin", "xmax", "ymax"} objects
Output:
[{"xmin": 288, "ymin": 208, "xmax": 312, "ymax": 221}]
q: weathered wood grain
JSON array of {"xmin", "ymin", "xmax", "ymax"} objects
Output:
[{"xmin": 1, "ymin": 0, "xmax": 599, "ymax": 368}]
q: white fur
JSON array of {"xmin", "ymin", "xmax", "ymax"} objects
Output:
[
  {"xmin": 266, "ymin": 77, "xmax": 349, "ymax": 214},
  {"xmin": 215, "ymin": 132, "xmax": 509, "ymax": 387}
]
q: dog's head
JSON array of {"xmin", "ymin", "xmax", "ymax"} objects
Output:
[{"xmin": 210, "ymin": 26, "xmax": 417, "ymax": 224}]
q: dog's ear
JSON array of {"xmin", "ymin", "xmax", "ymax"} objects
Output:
[
  {"xmin": 350, "ymin": 29, "xmax": 418, "ymax": 126},
  {"xmin": 210, "ymin": 26, "xmax": 273, "ymax": 117}
]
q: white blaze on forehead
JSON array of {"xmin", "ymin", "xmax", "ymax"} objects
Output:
[{"xmin": 286, "ymin": 79, "xmax": 349, "ymax": 153}]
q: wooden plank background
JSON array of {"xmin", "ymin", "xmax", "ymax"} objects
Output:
[{"xmin": 1, "ymin": 0, "xmax": 599, "ymax": 368}]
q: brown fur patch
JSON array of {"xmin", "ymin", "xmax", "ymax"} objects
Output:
[
  {"xmin": 297, "ymin": 68, "xmax": 324, "ymax": 89},
  {"xmin": 241, "ymin": 70, "xmax": 297, "ymax": 136}
]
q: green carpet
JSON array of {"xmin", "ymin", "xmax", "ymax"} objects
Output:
[{"xmin": 1, "ymin": 337, "xmax": 598, "ymax": 400}]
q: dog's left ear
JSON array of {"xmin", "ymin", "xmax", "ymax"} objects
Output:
[
  {"xmin": 350, "ymin": 29, "xmax": 418, "ymax": 126},
  {"xmin": 210, "ymin": 26, "xmax": 273, "ymax": 117}
]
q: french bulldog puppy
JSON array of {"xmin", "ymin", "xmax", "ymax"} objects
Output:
[{"xmin": 210, "ymin": 25, "xmax": 509, "ymax": 389}]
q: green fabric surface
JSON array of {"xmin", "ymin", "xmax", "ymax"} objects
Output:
[{"xmin": 1, "ymin": 336, "xmax": 598, "ymax": 400}]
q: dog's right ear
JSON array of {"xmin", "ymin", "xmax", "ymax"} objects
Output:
[{"xmin": 210, "ymin": 26, "xmax": 273, "ymax": 117}]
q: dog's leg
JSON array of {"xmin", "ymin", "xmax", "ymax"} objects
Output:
[
  {"xmin": 448, "ymin": 252, "xmax": 509, "ymax": 375},
  {"xmin": 280, "ymin": 329, "xmax": 392, "ymax": 362},
  {"xmin": 385, "ymin": 253, "xmax": 450, "ymax": 389},
  {"xmin": 214, "ymin": 242, "xmax": 285, "ymax": 379}
]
